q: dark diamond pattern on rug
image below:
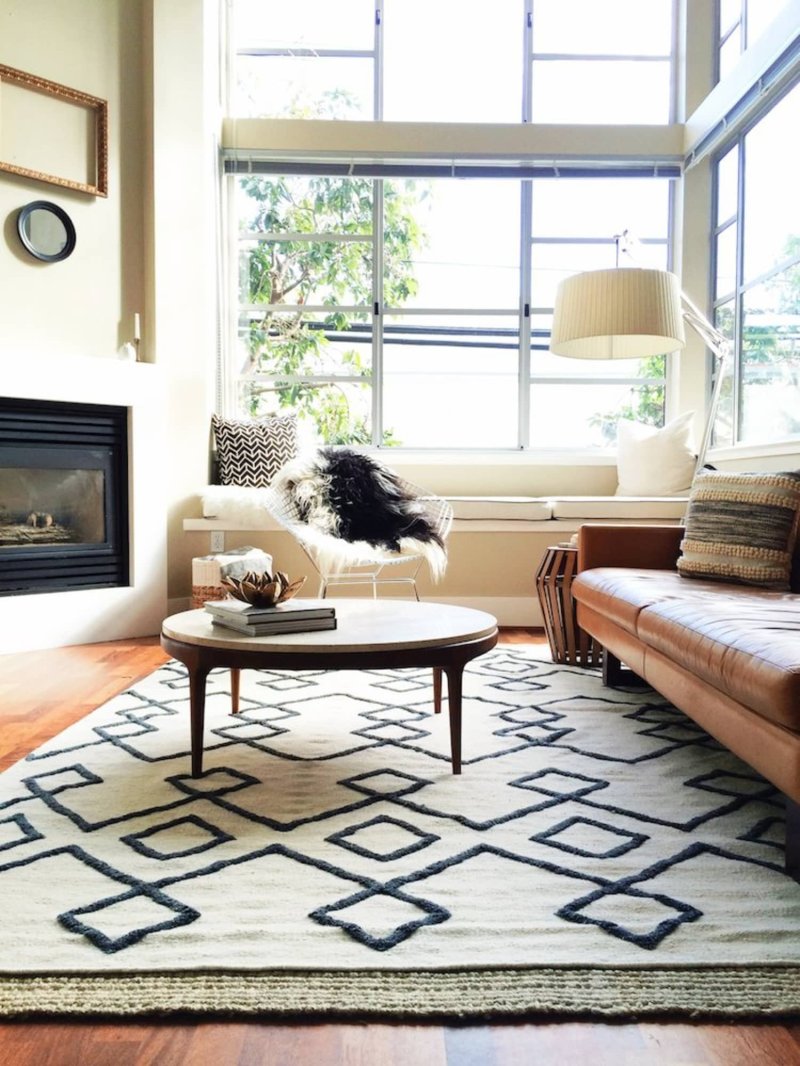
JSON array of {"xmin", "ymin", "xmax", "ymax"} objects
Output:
[
  {"xmin": 0, "ymin": 648, "xmax": 797, "ymax": 975},
  {"xmin": 122, "ymin": 814, "xmax": 235, "ymax": 860},
  {"xmin": 327, "ymin": 814, "xmax": 440, "ymax": 861},
  {"xmin": 560, "ymin": 884, "xmax": 702, "ymax": 950},
  {"xmin": 531, "ymin": 815, "xmax": 648, "ymax": 859}
]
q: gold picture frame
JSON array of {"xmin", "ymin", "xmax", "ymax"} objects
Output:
[{"xmin": 0, "ymin": 63, "xmax": 108, "ymax": 197}]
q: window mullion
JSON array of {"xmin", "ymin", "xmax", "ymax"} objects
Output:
[
  {"xmin": 518, "ymin": 180, "xmax": 533, "ymax": 448},
  {"xmin": 236, "ymin": 47, "xmax": 373, "ymax": 58},
  {"xmin": 239, "ymin": 304, "xmax": 370, "ymax": 314},
  {"xmin": 668, "ymin": 0, "xmax": 679, "ymax": 124},
  {"xmin": 241, "ymin": 232, "xmax": 372, "ymax": 243},
  {"xmin": 523, "ymin": 0, "xmax": 533, "ymax": 122},
  {"xmin": 732, "ymin": 133, "xmax": 746, "ymax": 443},
  {"xmin": 222, "ymin": 173, "xmax": 238, "ymax": 416},
  {"xmin": 374, "ymin": 2, "xmax": 383, "ymax": 120},
  {"xmin": 372, "ymin": 4, "xmax": 383, "ymax": 445},
  {"xmin": 373, "ymin": 178, "xmax": 384, "ymax": 447}
]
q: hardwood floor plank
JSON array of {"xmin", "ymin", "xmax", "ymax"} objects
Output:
[
  {"xmin": 0, "ymin": 638, "xmax": 168, "ymax": 772},
  {"xmin": 0, "ymin": 628, "xmax": 797, "ymax": 1065},
  {"xmin": 476, "ymin": 1020, "xmax": 650, "ymax": 1066},
  {"xmin": 693, "ymin": 1023, "xmax": 800, "ymax": 1066},
  {"xmin": 444, "ymin": 1024, "xmax": 496, "ymax": 1065}
]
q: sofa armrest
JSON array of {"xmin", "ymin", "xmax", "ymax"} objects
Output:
[{"xmin": 577, "ymin": 523, "xmax": 683, "ymax": 572}]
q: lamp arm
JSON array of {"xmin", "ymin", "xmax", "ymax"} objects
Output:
[
  {"xmin": 680, "ymin": 290, "xmax": 729, "ymax": 356},
  {"xmin": 679, "ymin": 292, "xmax": 731, "ymax": 477}
]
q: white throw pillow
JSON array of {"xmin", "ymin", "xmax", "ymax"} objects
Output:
[{"xmin": 615, "ymin": 412, "xmax": 696, "ymax": 496}]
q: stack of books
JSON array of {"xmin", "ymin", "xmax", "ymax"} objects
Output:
[{"xmin": 204, "ymin": 598, "xmax": 336, "ymax": 636}]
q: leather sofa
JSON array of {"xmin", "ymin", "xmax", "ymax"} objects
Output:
[{"xmin": 572, "ymin": 523, "xmax": 799, "ymax": 881}]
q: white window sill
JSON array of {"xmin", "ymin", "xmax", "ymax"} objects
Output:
[{"xmin": 709, "ymin": 440, "xmax": 800, "ymax": 462}]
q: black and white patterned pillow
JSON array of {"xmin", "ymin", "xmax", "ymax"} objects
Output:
[
  {"xmin": 212, "ymin": 413, "xmax": 298, "ymax": 487},
  {"xmin": 678, "ymin": 470, "xmax": 800, "ymax": 589}
]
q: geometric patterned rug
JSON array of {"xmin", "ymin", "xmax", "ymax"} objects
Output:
[{"xmin": 1, "ymin": 647, "xmax": 798, "ymax": 1019}]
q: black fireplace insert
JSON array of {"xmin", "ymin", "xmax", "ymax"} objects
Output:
[{"xmin": 0, "ymin": 397, "xmax": 129, "ymax": 595}]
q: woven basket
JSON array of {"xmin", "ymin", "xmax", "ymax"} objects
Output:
[{"xmin": 191, "ymin": 583, "xmax": 227, "ymax": 610}]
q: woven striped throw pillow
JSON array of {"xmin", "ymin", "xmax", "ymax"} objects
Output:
[
  {"xmin": 212, "ymin": 413, "xmax": 298, "ymax": 488},
  {"xmin": 677, "ymin": 470, "xmax": 800, "ymax": 589}
]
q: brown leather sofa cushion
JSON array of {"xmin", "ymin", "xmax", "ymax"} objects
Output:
[
  {"xmin": 574, "ymin": 568, "xmax": 800, "ymax": 732},
  {"xmin": 637, "ymin": 592, "xmax": 800, "ymax": 732},
  {"xmin": 573, "ymin": 569, "xmax": 690, "ymax": 636}
]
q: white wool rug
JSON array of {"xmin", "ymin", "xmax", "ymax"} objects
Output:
[{"xmin": 0, "ymin": 647, "xmax": 798, "ymax": 1018}]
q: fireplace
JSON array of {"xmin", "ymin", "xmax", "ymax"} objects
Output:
[{"xmin": 0, "ymin": 397, "xmax": 129, "ymax": 595}]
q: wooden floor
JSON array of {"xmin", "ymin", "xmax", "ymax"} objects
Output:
[{"xmin": 0, "ymin": 630, "xmax": 798, "ymax": 1066}]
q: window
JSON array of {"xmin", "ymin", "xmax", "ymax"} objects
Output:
[
  {"xmin": 712, "ymin": 80, "xmax": 800, "ymax": 446},
  {"xmin": 226, "ymin": 170, "xmax": 673, "ymax": 449},
  {"xmin": 225, "ymin": 1, "xmax": 678, "ymax": 450},
  {"xmin": 528, "ymin": 179, "xmax": 671, "ymax": 448},
  {"xmin": 231, "ymin": 0, "xmax": 376, "ymax": 119},
  {"xmin": 384, "ymin": 3, "xmax": 522, "ymax": 122},
  {"xmin": 717, "ymin": 0, "xmax": 790, "ymax": 81},
  {"xmin": 530, "ymin": 0, "xmax": 674, "ymax": 123},
  {"xmin": 230, "ymin": 1, "xmax": 676, "ymax": 125},
  {"xmin": 233, "ymin": 174, "xmax": 375, "ymax": 442}
]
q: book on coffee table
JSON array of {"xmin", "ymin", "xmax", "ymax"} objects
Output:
[
  {"xmin": 204, "ymin": 599, "xmax": 335, "ymax": 625},
  {"xmin": 210, "ymin": 615, "xmax": 338, "ymax": 637}
]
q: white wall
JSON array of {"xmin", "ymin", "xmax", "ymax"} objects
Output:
[
  {"xmin": 0, "ymin": 0, "xmax": 167, "ymax": 650},
  {"xmin": 0, "ymin": 0, "xmax": 145, "ymax": 360}
]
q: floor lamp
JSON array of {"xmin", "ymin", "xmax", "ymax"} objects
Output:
[{"xmin": 549, "ymin": 267, "xmax": 730, "ymax": 478}]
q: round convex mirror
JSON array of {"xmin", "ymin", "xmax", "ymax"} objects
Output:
[{"xmin": 17, "ymin": 201, "xmax": 76, "ymax": 262}]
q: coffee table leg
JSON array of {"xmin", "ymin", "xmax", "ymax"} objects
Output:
[
  {"xmin": 231, "ymin": 669, "xmax": 241, "ymax": 714},
  {"xmin": 188, "ymin": 664, "xmax": 210, "ymax": 777},
  {"xmin": 445, "ymin": 666, "xmax": 463, "ymax": 774},
  {"xmin": 433, "ymin": 667, "xmax": 443, "ymax": 714}
]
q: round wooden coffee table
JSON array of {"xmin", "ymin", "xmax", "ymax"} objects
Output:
[{"xmin": 161, "ymin": 599, "xmax": 498, "ymax": 778}]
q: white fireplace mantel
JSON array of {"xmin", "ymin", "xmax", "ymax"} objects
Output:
[{"xmin": 1, "ymin": 355, "xmax": 167, "ymax": 653}]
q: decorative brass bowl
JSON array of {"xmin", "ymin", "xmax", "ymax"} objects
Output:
[{"xmin": 221, "ymin": 569, "xmax": 307, "ymax": 608}]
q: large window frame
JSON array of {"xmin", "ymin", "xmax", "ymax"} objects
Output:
[
  {"xmin": 711, "ymin": 75, "xmax": 800, "ymax": 448},
  {"xmin": 229, "ymin": 0, "xmax": 678, "ymax": 126},
  {"xmin": 716, "ymin": 0, "xmax": 791, "ymax": 82},
  {"xmin": 223, "ymin": 0, "xmax": 681, "ymax": 453},
  {"xmin": 225, "ymin": 168, "xmax": 677, "ymax": 451}
]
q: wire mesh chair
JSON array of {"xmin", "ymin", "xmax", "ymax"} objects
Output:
[{"xmin": 262, "ymin": 477, "xmax": 453, "ymax": 600}]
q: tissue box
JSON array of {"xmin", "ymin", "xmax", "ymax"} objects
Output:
[{"xmin": 191, "ymin": 546, "xmax": 273, "ymax": 608}]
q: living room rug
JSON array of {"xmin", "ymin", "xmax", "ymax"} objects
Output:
[{"xmin": 1, "ymin": 647, "xmax": 798, "ymax": 1019}]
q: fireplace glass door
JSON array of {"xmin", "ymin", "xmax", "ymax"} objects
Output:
[{"xmin": 0, "ymin": 450, "xmax": 107, "ymax": 548}]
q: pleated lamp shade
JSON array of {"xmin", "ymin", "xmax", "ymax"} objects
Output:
[{"xmin": 550, "ymin": 267, "xmax": 686, "ymax": 359}]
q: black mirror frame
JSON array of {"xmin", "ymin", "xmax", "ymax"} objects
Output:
[{"xmin": 16, "ymin": 200, "xmax": 76, "ymax": 263}]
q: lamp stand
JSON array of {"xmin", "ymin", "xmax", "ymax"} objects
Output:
[{"xmin": 680, "ymin": 290, "xmax": 730, "ymax": 478}]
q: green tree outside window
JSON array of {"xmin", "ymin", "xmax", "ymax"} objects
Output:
[{"xmin": 238, "ymin": 172, "xmax": 426, "ymax": 445}]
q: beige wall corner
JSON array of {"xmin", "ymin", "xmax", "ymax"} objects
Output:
[{"xmin": 150, "ymin": 0, "xmax": 220, "ymax": 603}]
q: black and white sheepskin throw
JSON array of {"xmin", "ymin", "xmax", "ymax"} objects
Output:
[{"xmin": 271, "ymin": 448, "xmax": 449, "ymax": 580}]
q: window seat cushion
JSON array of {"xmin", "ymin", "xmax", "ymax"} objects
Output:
[
  {"xmin": 448, "ymin": 497, "xmax": 553, "ymax": 521},
  {"xmin": 550, "ymin": 496, "xmax": 688, "ymax": 520},
  {"xmin": 200, "ymin": 486, "xmax": 687, "ymax": 525}
]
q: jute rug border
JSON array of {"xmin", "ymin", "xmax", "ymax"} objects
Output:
[{"xmin": 2, "ymin": 966, "xmax": 799, "ymax": 1020}]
